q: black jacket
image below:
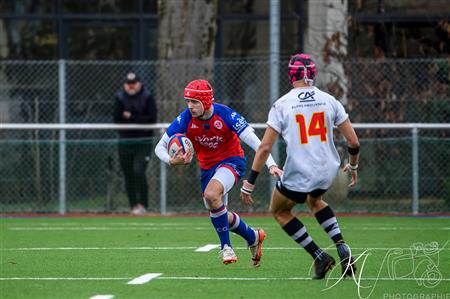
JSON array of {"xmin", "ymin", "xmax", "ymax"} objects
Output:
[{"xmin": 113, "ymin": 87, "xmax": 157, "ymax": 139}]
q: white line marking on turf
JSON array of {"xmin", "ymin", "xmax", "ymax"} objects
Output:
[
  {"xmin": 2, "ymin": 247, "xmax": 197, "ymax": 251},
  {"xmin": 0, "ymin": 278, "xmax": 127, "ymax": 280},
  {"xmin": 6, "ymin": 222, "xmax": 448, "ymax": 228},
  {"xmin": 90, "ymin": 295, "xmax": 114, "ymax": 299},
  {"xmin": 1, "ymin": 276, "xmax": 449, "ymax": 282},
  {"xmin": 195, "ymin": 244, "xmax": 220, "ymax": 252},
  {"xmin": 7, "ymin": 226, "xmax": 449, "ymax": 231},
  {"xmin": 157, "ymin": 277, "xmax": 450, "ymax": 282},
  {"xmin": 8, "ymin": 227, "xmax": 210, "ymax": 231},
  {"xmin": 2, "ymin": 246, "xmax": 449, "ymax": 251},
  {"xmin": 127, "ymin": 273, "xmax": 162, "ymax": 285}
]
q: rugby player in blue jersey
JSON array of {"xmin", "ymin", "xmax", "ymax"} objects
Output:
[{"xmin": 155, "ymin": 79, "xmax": 283, "ymax": 266}]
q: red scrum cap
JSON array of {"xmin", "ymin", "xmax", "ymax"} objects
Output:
[{"xmin": 184, "ymin": 79, "xmax": 214, "ymax": 110}]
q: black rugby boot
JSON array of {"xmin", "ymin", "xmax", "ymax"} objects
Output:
[{"xmin": 312, "ymin": 252, "xmax": 336, "ymax": 279}]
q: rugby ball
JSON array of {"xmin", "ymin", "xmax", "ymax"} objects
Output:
[{"xmin": 168, "ymin": 133, "xmax": 194, "ymax": 158}]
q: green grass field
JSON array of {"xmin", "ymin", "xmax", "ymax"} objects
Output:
[{"xmin": 1, "ymin": 216, "xmax": 449, "ymax": 299}]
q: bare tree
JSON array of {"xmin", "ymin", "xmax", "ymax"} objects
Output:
[
  {"xmin": 304, "ymin": 0, "xmax": 349, "ymax": 105},
  {"xmin": 156, "ymin": 0, "xmax": 218, "ymax": 120}
]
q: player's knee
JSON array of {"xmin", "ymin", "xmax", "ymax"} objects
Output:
[
  {"xmin": 270, "ymin": 207, "xmax": 289, "ymax": 224},
  {"xmin": 307, "ymin": 197, "xmax": 326, "ymax": 212},
  {"xmin": 269, "ymin": 201, "xmax": 279, "ymax": 217},
  {"xmin": 271, "ymin": 209, "xmax": 281, "ymax": 222},
  {"xmin": 203, "ymin": 190, "xmax": 222, "ymax": 207},
  {"xmin": 203, "ymin": 189, "xmax": 220, "ymax": 201}
]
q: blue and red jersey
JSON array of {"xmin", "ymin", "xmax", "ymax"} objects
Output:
[{"xmin": 166, "ymin": 103, "xmax": 249, "ymax": 170}]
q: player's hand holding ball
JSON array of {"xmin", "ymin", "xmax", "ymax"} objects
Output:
[
  {"xmin": 169, "ymin": 148, "xmax": 193, "ymax": 165},
  {"xmin": 168, "ymin": 134, "xmax": 194, "ymax": 165}
]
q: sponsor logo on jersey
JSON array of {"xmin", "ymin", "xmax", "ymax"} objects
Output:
[
  {"xmin": 232, "ymin": 116, "xmax": 247, "ymax": 132},
  {"xmin": 194, "ymin": 135, "xmax": 224, "ymax": 149},
  {"xmin": 231, "ymin": 112, "xmax": 237, "ymax": 119},
  {"xmin": 298, "ymin": 91, "xmax": 315, "ymax": 102},
  {"xmin": 191, "ymin": 123, "xmax": 199, "ymax": 129},
  {"xmin": 214, "ymin": 120, "xmax": 223, "ymax": 130},
  {"xmin": 177, "ymin": 116, "xmax": 182, "ymax": 123}
]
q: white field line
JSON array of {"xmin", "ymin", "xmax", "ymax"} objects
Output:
[
  {"xmin": 2, "ymin": 246, "xmax": 449, "ymax": 251},
  {"xmin": 127, "ymin": 273, "xmax": 162, "ymax": 285},
  {"xmin": 4, "ymin": 222, "xmax": 184, "ymax": 226},
  {"xmin": 7, "ymin": 227, "xmax": 211, "ymax": 231},
  {"xmin": 158, "ymin": 277, "xmax": 450, "ymax": 282},
  {"xmin": 195, "ymin": 244, "xmax": 220, "ymax": 252},
  {"xmin": 1, "ymin": 247, "xmax": 198, "ymax": 251},
  {"xmin": 6, "ymin": 226, "xmax": 449, "ymax": 231},
  {"xmin": 90, "ymin": 295, "xmax": 114, "ymax": 299},
  {"xmin": 0, "ymin": 276, "xmax": 449, "ymax": 282},
  {"xmin": 3, "ymin": 221, "xmax": 448, "ymax": 227},
  {"xmin": 0, "ymin": 278, "xmax": 126, "ymax": 280}
]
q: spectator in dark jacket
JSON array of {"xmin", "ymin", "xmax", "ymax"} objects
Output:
[{"xmin": 113, "ymin": 72, "xmax": 157, "ymax": 215}]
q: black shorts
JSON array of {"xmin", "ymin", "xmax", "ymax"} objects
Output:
[{"xmin": 275, "ymin": 181, "xmax": 327, "ymax": 204}]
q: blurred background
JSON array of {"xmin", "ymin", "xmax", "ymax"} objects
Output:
[{"xmin": 0, "ymin": 0, "xmax": 449, "ymax": 214}]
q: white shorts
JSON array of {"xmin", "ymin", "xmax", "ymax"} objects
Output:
[{"xmin": 203, "ymin": 166, "xmax": 236, "ymax": 209}]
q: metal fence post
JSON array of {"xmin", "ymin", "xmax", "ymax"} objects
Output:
[
  {"xmin": 58, "ymin": 60, "xmax": 66, "ymax": 215},
  {"xmin": 159, "ymin": 128, "xmax": 167, "ymax": 215},
  {"xmin": 269, "ymin": 0, "xmax": 280, "ymax": 190},
  {"xmin": 412, "ymin": 127, "xmax": 419, "ymax": 214}
]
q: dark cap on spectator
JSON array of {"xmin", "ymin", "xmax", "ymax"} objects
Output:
[{"xmin": 125, "ymin": 72, "xmax": 140, "ymax": 84}]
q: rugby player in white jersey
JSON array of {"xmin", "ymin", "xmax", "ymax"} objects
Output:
[{"xmin": 240, "ymin": 53, "xmax": 360, "ymax": 280}]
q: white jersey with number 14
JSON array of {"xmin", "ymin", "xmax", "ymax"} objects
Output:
[{"xmin": 267, "ymin": 86, "xmax": 348, "ymax": 192}]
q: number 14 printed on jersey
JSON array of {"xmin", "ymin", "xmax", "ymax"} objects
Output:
[{"xmin": 295, "ymin": 112, "xmax": 327, "ymax": 144}]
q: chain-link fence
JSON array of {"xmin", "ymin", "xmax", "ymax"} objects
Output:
[
  {"xmin": 1, "ymin": 59, "xmax": 449, "ymax": 125},
  {"xmin": 1, "ymin": 59, "xmax": 449, "ymax": 214}
]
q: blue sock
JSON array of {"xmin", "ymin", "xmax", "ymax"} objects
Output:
[
  {"xmin": 210, "ymin": 205, "xmax": 231, "ymax": 249},
  {"xmin": 229, "ymin": 212, "xmax": 256, "ymax": 246}
]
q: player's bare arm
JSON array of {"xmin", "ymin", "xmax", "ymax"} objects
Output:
[
  {"xmin": 338, "ymin": 119, "xmax": 360, "ymax": 187},
  {"xmin": 252, "ymin": 126, "xmax": 280, "ymax": 173},
  {"xmin": 240, "ymin": 126, "xmax": 282, "ymax": 204},
  {"xmin": 239, "ymin": 126, "xmax": 280, "ymax": 172}
]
